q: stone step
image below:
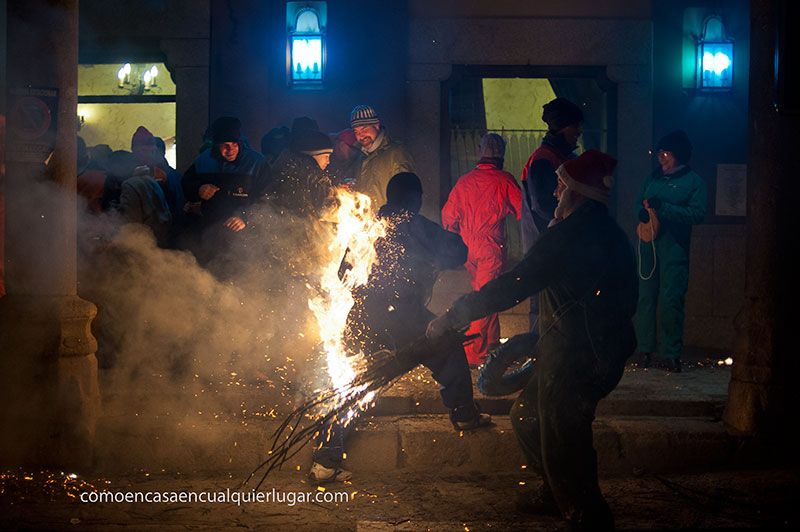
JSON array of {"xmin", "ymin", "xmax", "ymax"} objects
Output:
[
  {"xmin": 103, "ymin": 361, "xmax": 728, "ymax": 420},
  {"xmin": 95, "ymin": 413, "xmax": 742, "ymax": 479},
  {"xmin": 356, "ymin": 520, "xmax": 541, "ymax": 531},
  {"xmin": 373, "ymin": 389, "xmax": 725, "ymax": 418}
]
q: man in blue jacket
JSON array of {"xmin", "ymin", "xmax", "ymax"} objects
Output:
[{"xmin": 181, "ymin": 117, "xmax": 271, "ymax": 274}]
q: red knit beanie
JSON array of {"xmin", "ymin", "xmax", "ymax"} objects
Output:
[
  {"xmin": 131, "ymin": 126, "xmax": 155, "ymax": 148},
  {"xmin": 556, "ymin": 150, "xmax": 617, "ymax": 204}
]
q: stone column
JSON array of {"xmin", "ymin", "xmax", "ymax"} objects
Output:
[
  {"xmin": 723, "ymin": 0, "xmax": 798, "ymax": 437},
  {"xmin": 162, "ymin": 37, "xmax": 210, "ymax": 172},
  {"xmin": 0, "ymin": 0, "xmax": 100, "ymax": 468}
]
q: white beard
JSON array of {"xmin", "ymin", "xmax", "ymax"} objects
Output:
[{"xmin": 554, "ymin": 187, "xmax": 583, "ymax": 221}]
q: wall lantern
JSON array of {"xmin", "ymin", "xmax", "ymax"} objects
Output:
[
  {"xmin": 287, "ymin": 2, "xmax": 327, "ymax": 85},
  {"xmin": 697, "ymin": 15, "xmax": 734, "ymax": 91}
]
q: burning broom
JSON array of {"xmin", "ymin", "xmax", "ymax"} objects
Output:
[{"xmin": 241, "ymin": 330, "xmax": 472, "ymax": 490}]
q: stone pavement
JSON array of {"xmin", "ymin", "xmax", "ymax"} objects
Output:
[
  {"xmin": 1, "ymin": 468, "xmax": 797, "ymax": 530},
  {"xmin": 91, "ymin": 352, "xmax": 737, "ymax": 478},
  {"xmin": 4, "ymin": 346, "xmax": 792, "ymax": 530}
]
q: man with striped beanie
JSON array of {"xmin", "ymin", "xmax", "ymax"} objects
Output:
[{"xmin": 349, "ymin": 104, "xmax": 415, "ymax": 208}]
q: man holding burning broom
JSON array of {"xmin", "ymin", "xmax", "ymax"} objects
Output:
[
  {"xmin": 427, "ymin": 150, "xmax": 637, "ymax": 531},
  {"xmin": 309, "ymin": 172, "xmax": 492, "ymax": 483}
]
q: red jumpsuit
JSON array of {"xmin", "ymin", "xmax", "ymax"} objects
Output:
[{"xmin": 442, "ymin": 162, "xmax": 522, "ymax": 365}]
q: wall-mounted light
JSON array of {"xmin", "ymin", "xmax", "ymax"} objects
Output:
[
  {"xmin": 113, "ymin": 63, "xmax": 163, "ymax": 94},
  {"xmin": 697, "ymin": 15, "xmax": 733, "ymax": 91},
  {"xmin": 287, "ymin": 2, "xmax": 327, "ymax": 86},
  {"xmin": 149, "ymin": 65, "xmax": 159, "ymax": 87}
]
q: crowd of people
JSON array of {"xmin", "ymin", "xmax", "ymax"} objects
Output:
[{"xmin": 75, "ymin": 99, "xmax": 707, "ymax": 531}]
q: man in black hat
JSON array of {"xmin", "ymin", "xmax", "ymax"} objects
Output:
[
  {"xmin": 508, "ymin": 97, "xmax": 585, "ymax": 356},
  {"xmin": 267, "ymin": 128, "xmax": 336, "ymax": 218},
  {"xmin": 180, "ymin": 116, "xmax": 271, "ymax": 273}
]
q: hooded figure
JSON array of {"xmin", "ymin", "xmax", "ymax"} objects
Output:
[
  {"xmin": 266, "ymin": 129, "xmax": 335, "ymax": 218},
  {"xmin": 130, "ymin": 126, "xmax": 184, "ymax": 223},
  {"xmin": 633, "ymin": 130, "xmax": 706, "ymax": 372},
  {"xmin": 428, "ymin": 150, "xmax": 637, "ymax": 532},
  {"xmin": 441, "ymin": 133, "xmax": 522, "ymax": 364}
]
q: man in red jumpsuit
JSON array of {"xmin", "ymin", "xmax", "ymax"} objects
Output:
[{"xmin": 442, "ymin": 133, "xmax": 522, "ymax": 365}]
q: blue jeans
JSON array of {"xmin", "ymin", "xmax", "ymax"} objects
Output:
[{"xmin": 313, "ymin": 332, "xmax": 474, "ymax": 468}]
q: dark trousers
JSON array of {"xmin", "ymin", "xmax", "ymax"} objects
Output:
[
  {"xmin": 313, "ymin": 332, "xmax": 474, "ymax": 468},
  {"xmin": 509, "ymin": 346, "xmax": 626, "ymax": 531},
  {"xmin": 633, "ymin": 239, "xmax": 690, "ymax": 360}
]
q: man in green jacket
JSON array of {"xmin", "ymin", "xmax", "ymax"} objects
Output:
[
  {"xmin": 634, "ymin": 130, "xmax": 707, "ymax": 372},
  {"xmin": 427, "ymin": 150, "xmax": 637, "ymax": 531},
  {"xmin": 350, "ymin": 105, "xmax": 415, "ymax": 208}
]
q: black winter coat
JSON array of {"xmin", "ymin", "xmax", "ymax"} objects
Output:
[
  {"xmin": 347, "ymin": 205, "xmax": 467, "ymax": 353},
  {"xmin": 449, "ymin": 200, "xmax": 638, "ymax": 366}
]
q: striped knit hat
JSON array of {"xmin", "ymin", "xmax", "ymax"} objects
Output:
[{"xmin": 350, "ymin": 105, "xmax": 380, "ymax": 128}]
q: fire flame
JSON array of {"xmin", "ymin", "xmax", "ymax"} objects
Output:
[{"xmin": 308, "ymin": 190, "xmax": 386, "ymax": 393}]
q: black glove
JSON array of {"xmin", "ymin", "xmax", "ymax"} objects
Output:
[
  {"xmin": 638, "ymin": 207, "xmax": 650, "ymax": 223},
  {"xmin": 646, "ymin": 197, "xmax": 662, "ymax": 210}
]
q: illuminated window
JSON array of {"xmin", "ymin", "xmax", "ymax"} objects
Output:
[
  {"xmin": 287, "ymin": 2, "xmax": 327, "ymax": 85},
  {"xmin": 697, "ymin": 15, "xmax": 734, "ymax": 91}
]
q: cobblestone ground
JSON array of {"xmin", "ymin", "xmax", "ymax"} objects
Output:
[{"xmin": 2, "ymin": 468, "xmax": 798, "ymax": 530}]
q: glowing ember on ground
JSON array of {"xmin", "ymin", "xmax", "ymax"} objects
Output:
[{"xmin": 0, "ymin": 470, "xmax": 101, "ymax": 501}]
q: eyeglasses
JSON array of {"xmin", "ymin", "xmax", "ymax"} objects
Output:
[{"xmin": 657, "ymin": 150, "xmax": 672, "ymax": 160}]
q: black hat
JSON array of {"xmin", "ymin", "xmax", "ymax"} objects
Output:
[
  {"xmin": 656, "ymin": 130, "xmax": 692, "ymax": 164},
  {"xmin": 386, "ymin": 172, "xmax": 423, "ymax": 212},
  {"xmin": 291, "ymin": 116, "xmax": 319, "ymax": 135},
  {"xmin": 291, "ymin": 129, "xmax": 333, "ymax": 156},
  {"xmin": 211, "ymin": 116, "xmax": 242, "ymax": 144},
  {"xmin": 542, "ymin": 98, "xmax": 584, "ymax": 132}
]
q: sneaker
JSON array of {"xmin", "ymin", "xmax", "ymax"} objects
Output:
[
  {"xmin": 451, "ymin": 412, "xmax": 493, "ymax": 431},
  {"xmin": 515, "ymin": 485, "xmax": 560, "ymax": 516},
  {"xmin": 308, "ymin": 462, "xmax": 352, "ymax": 484}
]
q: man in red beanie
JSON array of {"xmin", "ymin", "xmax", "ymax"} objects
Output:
[{"xmin": 428, "ymin": 150, "xmax": 637, "ymax": 531}]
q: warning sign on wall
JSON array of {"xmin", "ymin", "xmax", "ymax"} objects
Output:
[{"xmin": 7, "ymin": 86, "xmax": 59, "ymax": 163}]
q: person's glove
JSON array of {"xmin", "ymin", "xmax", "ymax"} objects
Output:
[
  {"xmin": 477, "ymin": 333, "xmax": 538, "ymax": 396},
  {"xmin": 646, "ymin": 197, "xmax": 662, "ymax": 210},
  {"xmin": 638, "ymin": 207, "xmax": 650, "ymax": 223},
  {"xmin": 426, "ymin": 311, "xmax": 456, "ymax": 339}
]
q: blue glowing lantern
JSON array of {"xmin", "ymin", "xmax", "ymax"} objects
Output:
[
  {"xmin": 289, "ymin": 6, "xmax": 324, "ymax": 84},
  {"xmin": 697, "ymin": 15, "xmax": 733, "ymax": 90}
]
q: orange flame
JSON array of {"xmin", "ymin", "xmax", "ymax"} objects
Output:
[{"xmin": 308, "ymin": 190, "xmax": 386, "ymax": 393}]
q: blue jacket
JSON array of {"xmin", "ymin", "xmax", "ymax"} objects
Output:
[{"xmin": 182, "ymin": 146, "xmax": 271, "ymax": 226}]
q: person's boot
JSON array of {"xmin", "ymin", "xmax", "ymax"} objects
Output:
[
  {"xmin": 636, "ymin": 351, "xmax": 653, "ymax": 368},
  {"xmin": 308, "ymin": 462, "xmax": 352, "ymax": 484},
  {"xmin": 450, "ymin": 402, "xmax": 493, "ymax": 431},
  {"xmin": 515, "ymin": 484, "xmax": 561, "ymax": 516},
  {"xmin": 664, "ymin": 357, "xmax": 682, "ymax": 373}
]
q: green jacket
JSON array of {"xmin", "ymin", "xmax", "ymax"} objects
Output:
[
  {"xmin": 448, "ymin": 200, "xmax": 638, "ymax": 364},
  {"xmin": 636, "ymin": 166, "xmax": 707, "ymax": 254},
  {"xmin": 355, "ymin": 131, "xmax": 415, "ymax": 208}
]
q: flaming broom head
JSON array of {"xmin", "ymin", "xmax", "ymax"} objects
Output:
[{"xmin": 242, "ymin": 330, "xmax": 471, "ymax": 490}]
